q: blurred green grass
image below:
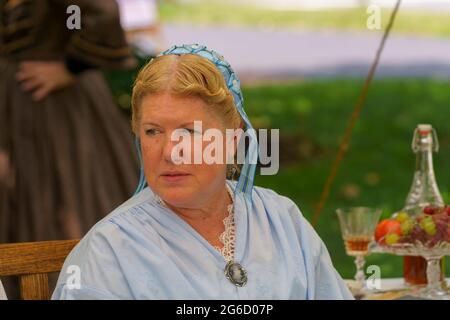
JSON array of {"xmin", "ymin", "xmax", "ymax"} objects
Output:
[
  {"xmin": 106, "ymin": 67, "xmax": 450, "ymax": 279},
  {"xmin": 245, "ymin": 79, "xmax": 450, "ymax": 279},
  {"xmin": 159, "ymin": 1, "xmax": 450, "ymax": 37}
]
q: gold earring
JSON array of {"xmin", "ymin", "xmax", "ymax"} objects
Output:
[{"xmin": 229, "ymin": 166, "xmax": 237, "ymax": 181}]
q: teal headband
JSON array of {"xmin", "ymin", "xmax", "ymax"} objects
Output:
[{"xmin": 133, "ymin": 44, "xmax": 258, "ymax": 198}]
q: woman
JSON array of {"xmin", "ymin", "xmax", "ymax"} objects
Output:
[
  {"xmin": 52, "ymin": 44, "xmax": 353, "ymax": 300},
  {"xmin": 0, "ymin": 0, "xmax": 138, "ymax": 243}
]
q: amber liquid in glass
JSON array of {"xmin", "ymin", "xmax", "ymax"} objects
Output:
[
  {"xmin": 344, "ymin": 236, "xmax": 371, "ymax": 256},
  {"xmin": 404, "ymin": 256, "xmax": 445, "ymax": 285}
]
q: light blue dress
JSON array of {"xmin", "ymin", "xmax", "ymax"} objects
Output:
[{"xmin": 52, "ymin": 181, "xmax": 353, "ymax": 300}]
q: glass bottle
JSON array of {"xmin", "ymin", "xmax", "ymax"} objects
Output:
[{"xmin": 402, "ymin": 124, "xmax": 445, "ymax": 286}]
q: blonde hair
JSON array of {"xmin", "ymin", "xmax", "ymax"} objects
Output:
[
  {"xmin": 131, "ymin": 54, "xmax": 242, "ymax": 134},
  {"xmin": 131, "ymin": 54, "xmax": 243, "ymax": 179}
]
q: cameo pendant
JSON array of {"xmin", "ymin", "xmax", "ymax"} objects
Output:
[{"xmin": 224, "ymin": 261, "xmax": 248, "ymax": 287}]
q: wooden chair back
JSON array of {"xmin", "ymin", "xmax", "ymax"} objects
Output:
[{"xmin": 0, "ymin": 239, "xmax": 79, "ymax": 299}]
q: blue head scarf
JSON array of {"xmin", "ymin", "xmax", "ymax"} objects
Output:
[{"xmin": 133, "ymin": 44, "xmax": 258, "ymax": 199}]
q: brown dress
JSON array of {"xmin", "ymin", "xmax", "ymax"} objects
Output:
[{"xmin": 0, "ymin": 0, "xmax": 139, "ymax": 244}]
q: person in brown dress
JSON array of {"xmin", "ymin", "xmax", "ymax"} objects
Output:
[
  {"xmin": 0, "ymin": 0, "xmax": 138, "ymax": 245},
  {"xmin": 0, "ymin": 0, "xmax": 141, "ymax": 299}
]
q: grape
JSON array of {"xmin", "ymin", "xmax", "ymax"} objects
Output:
[
  {"xmin": 445, "ymin": 206, "xmax": 450, "ymax": 216},
  {"xmin": 385, "ymin": 233, "xmax": 400, "ymax": 245},
  {"xmin": 393, "ymin": 209, "xmax": 450, "ymax": 245},
  {"xmin": 420, "ymin": 216, "xmax": 437, "ymax": 236},
  {"xmin": 435, "ymin": 221, "xmax": 448, "ymax": 233},
  {"xmin": 395, "ymin": 211, "xmax": 410, "ymax": 223},
  {"xmin": 423, "ymin": 206, "xmax": 436, "ymax": 215},
  {"xmin": 400, "ymin": 219, "xmax": 414, "ymax": 235},
  {"xmin": 423, "ymin": 223, "xmax": 436, "ymax": 236},
  {"xmin": 411, "ymin": 225, "xmax": 427, "ymax": 243}
]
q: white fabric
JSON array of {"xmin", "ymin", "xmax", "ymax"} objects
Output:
[{"xmin": 0, "ymin": 279, "xmax": 7, "ymax": 300}]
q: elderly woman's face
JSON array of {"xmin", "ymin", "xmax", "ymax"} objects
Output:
[{"xmin": 139, "ymin": 92, "xmax": 232, "ymax": 208}]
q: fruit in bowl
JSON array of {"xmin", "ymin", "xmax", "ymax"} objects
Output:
[
  {"xmin": 374, "ymin": 219, "xmax": 402, "ymax": 244},
  {"xmin": 374, "ymin": 206, "xmax": 450, "ymax": 247}
]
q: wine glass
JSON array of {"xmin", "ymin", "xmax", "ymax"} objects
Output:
[{"xmin": 336, "ymin": 207, "xmax": 382, "ymax": 298}]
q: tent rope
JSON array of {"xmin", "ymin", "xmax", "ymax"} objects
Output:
[{"xmin": 312, "ymin": 0, "xmax": 403, "ymax": 227}]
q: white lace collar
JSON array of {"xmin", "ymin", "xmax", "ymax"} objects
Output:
[{"xmin": 214, "ymin": 184, "xmax": 235, "ymax": 262}]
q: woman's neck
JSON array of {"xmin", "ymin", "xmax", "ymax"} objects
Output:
[
  {"xmin": 166, "ymin": 185, "xmax": 232, "ymax": 224},
  {"xmin": 165, "ymin": 185, "xmax": 233, "ymax": 248}
]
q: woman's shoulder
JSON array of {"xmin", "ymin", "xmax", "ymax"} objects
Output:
[
  {"xmin": 107, "ymin": 187, "xmax": 155, "ymax": 220},
  {"xmin": 53, "ymin": 188, "xmax": 161, "ymax": 299},
  {"xmin": 251, "ymin": 185, "xmax": 322, "ymax": 240},
  {"xmin": 226, "ymin": 180, "xmax": 305, "ymax": 223},
  {"xmin": 227, "ymin": 180, "xmax": 296, "ymax": 207},
  {"xmin": 86, "ymin": 187, "xmax": 155, "ymax": 233},
  {"xmin": 251, "ymin": 185, "xmax": 328, "ymax": 262},
  {"xmin": 66, "ymin": 188, "xmax": 158, "ymax": 260},
  {"xmin": 251, "ymin": 184, "xmax": 302, "ymax": 213}
]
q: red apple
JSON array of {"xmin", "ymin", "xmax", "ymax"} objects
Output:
[{"xmin": 375, "ymin": 219, "xmax": 402, "ymax": 244}]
